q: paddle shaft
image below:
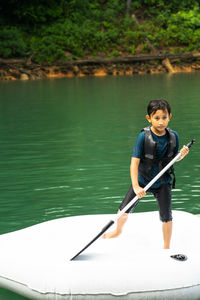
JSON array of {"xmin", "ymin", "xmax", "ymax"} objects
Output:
[{"xmin": 70, "ymin": 139, "xmax": 195, "ymax": 260}]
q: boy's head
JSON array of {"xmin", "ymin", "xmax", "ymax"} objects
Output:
[
  {"xmin": 146, "ymin": 99, "xmax": 172, "ymax": 135},
  {"xmin": 147, "ymin": 99, "xmax": 171, "ymax": 116}
]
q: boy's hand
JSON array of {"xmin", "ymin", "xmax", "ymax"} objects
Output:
[
  {"xmin": 180, "ymin": 145, "xmax": 189, "ymax": 158},
  {"xmin": 133, "ymin": 186, "xmax": 146, "ymax": 199}
]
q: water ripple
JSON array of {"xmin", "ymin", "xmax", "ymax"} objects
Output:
[{"xmin": 35, "ymin": 185, "xmax": 70, "ymax": 191}]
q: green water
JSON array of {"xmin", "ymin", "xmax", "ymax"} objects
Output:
[{"xmin": 0, "ymin": 73, "xmax": 200, "ymax": 299}]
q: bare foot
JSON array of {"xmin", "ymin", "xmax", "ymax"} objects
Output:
[
  {"xmin": 102, "ymin": 211, "xmax": 128, "ymax": 239},
  {"xmin": 102, "ymin": 230, "xmax": 121, "ymax": 239}
]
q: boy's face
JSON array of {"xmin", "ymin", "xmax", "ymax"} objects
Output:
[{"xmin": 146, "ymin": 109, "xmax": 172, "ymax": 135}]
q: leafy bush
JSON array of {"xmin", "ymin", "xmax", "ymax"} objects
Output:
[
  {"xmin": 0, "ymin": 27, "xmax": 27, "ymax": 58},
  {"xmin": 30, "ymin": 14, "xmax": 123, "ymax": 63},
  {"xmin": 164, "ymin": 7, "xmax": 200, "ymax": 49},
  {"xmin": 30, "ymin": 21, "xmax": 84, "ymax": 63},
  {"xmin": 0, "ymin": 1, "xmax": 200, "ymax": 62}
]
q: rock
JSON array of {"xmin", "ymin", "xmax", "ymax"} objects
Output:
[{"xmin": 20, "ymin": 73, "xmax": 29, "ymax": 80}]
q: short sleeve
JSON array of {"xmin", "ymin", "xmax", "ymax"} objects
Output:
[
  {"xmin": 173, "ymin": 130, "xmax": 179, "ymax": 154},
  {"xmin": 132, "ymin": 131, "xmax": 145, "ymax": 158}
]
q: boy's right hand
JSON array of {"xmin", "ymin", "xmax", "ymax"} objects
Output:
[{"xmin": 133, "ymin": 186, "xmax": 146, "ymax": 199}]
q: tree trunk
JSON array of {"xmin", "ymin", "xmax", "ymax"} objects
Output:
[{"xmin": 126, "ymin": 0, "xmax": 132, "ymax": 15}]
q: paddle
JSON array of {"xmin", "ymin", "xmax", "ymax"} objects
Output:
[{"xmin": 70, "ymin": 139, "xmax": 195, "ymax": 261}]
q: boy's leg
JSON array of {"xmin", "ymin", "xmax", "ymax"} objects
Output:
[
  {"xmin": 162, "ymin": 221, "xmax": 173, "ymax": 249},
  {"xmin": 103, "ymin": 185, "xmax": 137, "ymax": 238},
  {"xmin": 154, "ymin": 184, "xmax": 173, "ymax": 249}
]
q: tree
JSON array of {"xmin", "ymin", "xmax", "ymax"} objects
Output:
[{"xmin": 126, "ymin": 0, "xmax": 132, "ymax": 15}]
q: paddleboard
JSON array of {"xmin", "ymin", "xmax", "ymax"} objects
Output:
[{"xmin": 0, "ymin": 210, "xmax": 200, "ymax": 299}]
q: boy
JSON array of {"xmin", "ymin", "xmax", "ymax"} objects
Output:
[{"xmin": 103, "ymin": 99, "xmax": 189, "ymax": 249}]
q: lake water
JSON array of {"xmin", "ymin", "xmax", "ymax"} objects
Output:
[{"xmin": 0, "ymin": 73, "xmax": 199, "ymax": 299}]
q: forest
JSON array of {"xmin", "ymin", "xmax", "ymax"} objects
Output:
[{"xmin": 0, "ymin": 0, "xmax": 200, "ymax": 64}]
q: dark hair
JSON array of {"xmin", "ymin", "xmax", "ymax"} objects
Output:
[{"xmin": 147, "ymin": 99, "xmax": 171, "ymax": 116}]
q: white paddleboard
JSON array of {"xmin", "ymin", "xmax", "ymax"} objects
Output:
[{"xmin": 0, "ymin": 210, "xmax": 200, "ymax": 299}]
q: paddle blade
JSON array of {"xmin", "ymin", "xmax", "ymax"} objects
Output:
[{"xmin": 70, "ymin": 220, "xmax": 114, "ymax": 261}]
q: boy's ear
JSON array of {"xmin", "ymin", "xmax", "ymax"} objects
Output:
[
  {"xmin": 169, "ymin": 113, "xmax": 172, "ymax": 119},
  {"xmin": 146, "ymin": 115, "xmax": 151, "ymax": 122}
]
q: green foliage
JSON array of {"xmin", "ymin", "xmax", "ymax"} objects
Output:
[
  {"xmin": 0, "ymin": 1, "xmax": 200, "ymax": 62},
  {"xmin": 30, "ymin": 17, "xmax": 122, "ymax": 63},
  {"xmin": 30, "ymin": 21, "xmax": 83, "ymax": 63},
  {"xmin": 0, "ymin": 0, "xmax": 66, "ymax": 25},
  {"xmin": 170, "ymin": 7, "xmax": 200, "ymax": 28},
  {"xmin": 129, "ymin": 45, "xmax": 135, "ymax": 55},
  {"xmin": 0, "ymin": 27, "xmax": 27, "ymax": 58},
  {"xmin": 164, "ymin": 7, "xmax": 200, "ymax": 49},
  {"xmin": 133, "ymin": 0, "xmax": 199, "ymax": 15}
]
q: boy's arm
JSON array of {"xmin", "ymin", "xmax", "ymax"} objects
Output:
[
  {"xmin": 176, "ymin": 146, "xmax": 189, "ymax": 162},
  {"xmin": 130, "ymin": 157, "xmax": 146, "ymax": 199}
]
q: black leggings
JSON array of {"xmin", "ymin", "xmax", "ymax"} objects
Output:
[{"xmin": 119, "ymin": 184, "xmax": 172, "ymax": 222}]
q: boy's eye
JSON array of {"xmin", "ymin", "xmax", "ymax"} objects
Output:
[{"xmin": 155, "ymin": 116, "xmax": 167, "ymax": 120}]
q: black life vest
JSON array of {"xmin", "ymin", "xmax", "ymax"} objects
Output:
[{"xmin": 138, "ymin": 127, "xmax": 176, "ymax": 188}]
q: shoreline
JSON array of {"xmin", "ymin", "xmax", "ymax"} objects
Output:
[{"xmin": 1, "ymin": 53, "xmax": 200, "ymax": 80}]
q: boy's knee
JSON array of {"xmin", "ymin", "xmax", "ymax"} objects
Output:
[{"xmin": 159, "ymin": 211, "xmax": 172, "ymax": 222}]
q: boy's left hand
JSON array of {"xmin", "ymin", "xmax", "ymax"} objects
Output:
[{"xmin": 180, "ymin": 145, "xmax": 189, "ymax": 158}]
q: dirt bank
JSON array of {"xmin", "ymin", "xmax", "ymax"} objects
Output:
[{"xmin": 1, "ymin": 53, "xmax": 200, "ymax": 80}]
